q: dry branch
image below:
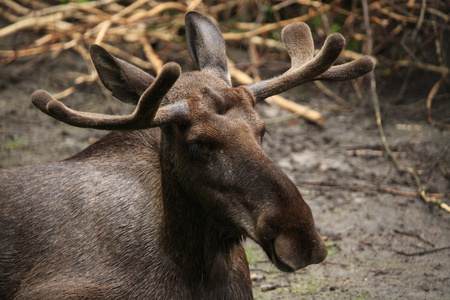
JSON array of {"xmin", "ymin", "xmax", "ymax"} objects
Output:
[
  {"xmin": 298, "ymin": 180, "xmax": 449, "ymax": 199},
  {"xmin": 313, "ymin": 81, "xmax": 351, "ymax": 108},
  {"xmin": 0, "ymin": 12, "xmax": 65, "ymax": 38},
  {"xmin": 266, "ymin": 96, "xmax": 325, "ymax": 126},
  {"xmin": 1, "ymin": 0, "xmax": 30, "ymax": 15},
  {"xmin": 127, "ymin": 2, "xmax": 187, "ymax": 23},
  {"xmin": 393, "ymin": 246, "xmax": 450, "ymax": 256},
  {"xmin": 140, "ymin": 36, "xmax": 164, "ymax": 74}
]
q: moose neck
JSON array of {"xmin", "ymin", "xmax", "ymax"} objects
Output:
[{"xmin": 157, "ymin": 132, "xmax": 250, "ymax": 297}]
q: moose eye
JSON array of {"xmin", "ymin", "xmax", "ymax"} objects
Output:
[{"xmin": 187, "ymin": 141, "xmax": 211, "ymax": 161}]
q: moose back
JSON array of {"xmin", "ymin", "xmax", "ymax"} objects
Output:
[{"xmin": 0, "ymin": 11, "xmax": 374, "ymax": 299}]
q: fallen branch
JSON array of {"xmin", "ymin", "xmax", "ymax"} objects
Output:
[
  {"xmin": 127, "ymin": 2, "xmax": 187, "ymax": 23},
  {"xmin": 0, "ymin": 12, "xmax": 65, "ymax": 38},
  {"xmin": 425, "ymin": 79, "xmax": 449, "ymax": 129},
  {"xmin": 406, "ymin": 167, "xmax": 450, "ymax": 213},
  {"xmin": 2, "ymin": 0, "xmax": 31, "ymax": 15},
  {"xmin": 266, "ymin": 96, "xmax": 325, "ymax": 126},
  {"xmin": 393, "ymin": 246, "xmax": 450, "ymax": 256},
  {"xmin": 140, "ymin": 36, "xmax": 163, "ymax": 74},
  {"xmin": 314, "ymin": 81, "xmax": 352, "ymax": 108},
  {"xmin": 397, "ymin": 59, "xmax": 450, "ymax": 75},
  {"xmin": 391, "ymin": 229, "xmax": 434, "ymax": 247},
  {"xmin": 298, "ymin": 180, "xmax": 449, "ymax": 199}
]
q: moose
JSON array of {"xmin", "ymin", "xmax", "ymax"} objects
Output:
[{"xmin": 0, "ymin": 11, "xmax": 374, "ymax": 299}]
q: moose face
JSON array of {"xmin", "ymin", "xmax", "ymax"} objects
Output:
[{"xmin": 161, "ymin": 74, "xmax": 328, "ymax": 271}]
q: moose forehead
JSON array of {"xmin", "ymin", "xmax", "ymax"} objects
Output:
[{"xmin": 168, "ymin": 72, "xmax": 265, "ymax": 140}]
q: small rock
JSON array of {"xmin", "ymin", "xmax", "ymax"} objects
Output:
[
  {"xmin": 261, "ymin": 283, "xmax": 278, "ymax": 292},
  {"xmin": 250, "ymin": 273, "xmax": 265, "ymax": 282}
]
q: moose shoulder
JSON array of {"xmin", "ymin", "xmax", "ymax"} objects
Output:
[{"xmin": 0, "ymin": 11, "xmax": 374, "ymax": 299}]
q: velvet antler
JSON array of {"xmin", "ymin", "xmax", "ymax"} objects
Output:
[
  {"xmin": 31, "ymin": 62, "xmax": 189, "ymax": 130},
  {"xmin": 248, "ymin": 22, "xmax": 375, "ymax": 102}
]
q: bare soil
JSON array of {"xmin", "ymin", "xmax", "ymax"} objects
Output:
[{"xmin": 1, "ymin": 34, "xmax": 449, "ymax": 299}]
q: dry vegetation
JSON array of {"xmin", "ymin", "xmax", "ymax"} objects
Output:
[{"xmin": 0, "ymin": 0, "xmax": 449, "ymax": 212}]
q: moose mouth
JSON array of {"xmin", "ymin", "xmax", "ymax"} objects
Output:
[
  {"xmin": 269, "ymin": 246, "xmax": 296, "ymax": 273},
  {"xmin": 258, "ymin": 234, "xmax": 327, "ymax": 273},
  {"xmin": 258, "ymin": 239, "xmax": 297, "ymax": 273}
]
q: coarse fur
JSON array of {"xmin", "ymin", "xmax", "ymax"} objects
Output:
[{"xmin": 0, "ymin": 11, "xmax": 374, "ymax": 299}]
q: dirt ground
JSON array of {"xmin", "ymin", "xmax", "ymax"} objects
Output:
[{"xmin": 1, "ymin": 30, "xmax": 449, "ymax": 299}]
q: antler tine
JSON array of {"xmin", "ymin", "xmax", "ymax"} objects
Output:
[
  {"xmin": 31, "ymin": 62, "xmax": 189, "ymax": 130},
  {"xmin": 248, "ymin": 22, "xmax": 375, "ymax": 102},
  {"xmin": 315, "ymin": 56, "xmax": 375, "ymax": 81},
  {"xmin": 282, "ymin": 22, "xmax": 375, "ymax": 82},
  {"xmin": 283, "ymin": 22, "xmax": 314, "ymax": 70},
  {"xmin": 249, "ymin": 24, "xmax": 345, "ymax": 102}
]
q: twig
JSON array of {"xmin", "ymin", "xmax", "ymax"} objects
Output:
[
  {"xmin": 187, "ymin": 0, "xmax": 202, "ymax": 11},
  {"xmin": 52, "ymin": 87, "xmax": 75, "ymax": 100},
  {"xmin": 72, "ymin": 43, "xmax": 97, "ymax": 84},
  {"xmin": 127, "ymin": 2, "xmax": 187, "ymax": 23},
  {"xmin": 266, "ymin": 96, "xmax": 325, "ymax": 126},
  {"xmin": 313, "ymin": 81, "xmax": 352, "ymax": 108},
  {"xmin": 94, "ymin": 20, "xmax": 112, "ymax": 45},
  {"xmin": 426, "ymin": 7, "xmax": 449, "ymax": 22},
  {"xmin": 0, "ymin": 40, "xmax": 78, "ymax": 65},
  {"xmin": 397, "ymin": 59, "xmax": 450, "ymax": 75},
  {"xmin": 370, "ymin": 2, "xmax": 417, "ymax": 23},
  {"xmin": 140, "ymin": 36, "xmax": 164, "ymax": 74},
  {"xmin": 0, "ymin": 7, "xmax": 19, "ymax": 22},
  {"xmin": 406, "ymin": 167, "xmax": 450, "ymax": 213},
  {"xmin": 264, "ymin": 113, "xmax": 300, "ymax": 125},
  {"xmin": 18, "ymin": 0, "xmax": 48, "ymax": 9},
  {"xmin": 247, "ymin": 39, "xmax": 262, "ymax": 82},
  {"xmin": 391, "ymin": 229, "xmax": 435, "ymax": 247},
  {"xmin": 393, "ymin": 246, "xmax": 450, "ymax": 256},
  {"xmin": 362, "ymin": 0, "xmax": 400, "ymax": 171},
  {"xmin": 11, "ymin": 53, "xmax": 47, "ymax": 76},
  {"xmin": 372, "ymin": 24, "xmax": 403, "ymax": 55},
  {"xmin": 345, "ymin": 149, "xmax": 406, "ymax": 158},
  {"xmin": 298, "ymin": 180, "xmax": 449, "ymax": 199},
  {"xmin": 1, "ymin": 0, "xmax": 31, "ymax": 15},
  {"xmin": 350, "ymin": 79, "xmax": 363, "ymax": 103},
  {"xmin": 410, "ymin": 0, "xmax": 426, "ymax": 40},
  {"xmin": 20, "ymin": 0, "xmax": 115, "ymax": 19},
  {"xmin": 432, "ymin": 21, "xmax": 447, "ymax": 81},
  {"xmin": 425, "ymin": 79, "xmax": 449, "ymax": 129},
  {"xmin": 0, "ymin": 12, "xmax": 65, "ymax": 38}
]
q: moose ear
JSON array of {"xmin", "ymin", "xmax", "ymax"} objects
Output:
[
  {"xmin": 185, "ymin": 11, "xmax": 230, "ymax": 85},
  {"xmin": 89, "ymin": 44, "xmax": 155, "ymax": 104}
]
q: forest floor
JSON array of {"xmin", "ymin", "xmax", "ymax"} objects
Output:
[{"xmin": 1, "ymin": 35, "xmax": 449, "ymax": 299}]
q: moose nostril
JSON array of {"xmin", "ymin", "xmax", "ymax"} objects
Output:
[
  {"xmin": 312, "ymin": 238, "xmax": 328, "ymax": 264},
  {"xmin": 271, "ymin": 232, "xmax": 328, "ymax": 272}
]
